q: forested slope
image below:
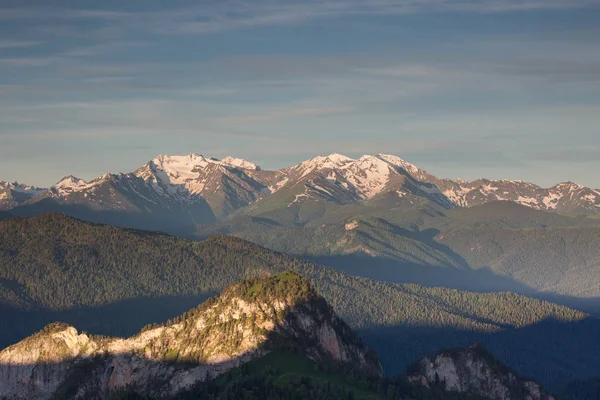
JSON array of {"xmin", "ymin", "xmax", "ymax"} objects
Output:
[{"xmin": 0, "ymin": 213, "xmax": 598, "ymax": 391}]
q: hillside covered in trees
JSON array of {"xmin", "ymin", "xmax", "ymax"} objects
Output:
[
  {"xmin": 197, "ymin": 201, "xmax": 600, "ymax": 303},
  {"xmin": 0, "ymin": 213, "xmax": 598, "ymax": 393},
  {"xmin": 0, "ymin": 272, "xmax": 545, "ymax": 400}
]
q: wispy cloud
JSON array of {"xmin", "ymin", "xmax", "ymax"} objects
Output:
[
  {"xmin": 1, "ymin": 1, "xmax": 596, "ymax": 36},
  {"xmin": 144, "ymin": 1, "xmax": 600, "ymax": 35},
  {"xmin": 218, "ymin": 105, "xmax": 357, "ymax": 125},
  {"xmin": 0, "ymin": 57, "xmax": 53, "ymax": 67},
  {"xmin": 0, "ymin": 7, "xmax": 132, "ymax": 20},
  {"xmin": 534, "ymin": 148, "xmax": 600, "ymax": 163},
  {"xmin": 0, "ymin": 40, "xmax": 42, "ymax": 48}
]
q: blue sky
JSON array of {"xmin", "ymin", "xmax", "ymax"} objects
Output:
[{"xmin": 1, "ymin": 0, "xmax": 600, "ymax": 188}]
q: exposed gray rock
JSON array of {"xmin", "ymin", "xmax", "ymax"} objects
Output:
[{"xmin": 408, "ymin": 343, "xmax": 555, "ymax": 400}]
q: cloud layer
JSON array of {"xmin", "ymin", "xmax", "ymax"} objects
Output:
[{"xmin": 0, "ymin": 0, "xmax": 599, "ymax": 187}]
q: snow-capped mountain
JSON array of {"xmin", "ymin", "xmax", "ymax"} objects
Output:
[
  {"xmin": 436, "ymin": 178, "xmax": 600, "ymax": 215},
  {"xmin": 6, "ymin": 154, "xmax": 283, "ymax": 231},
  {"xmin": 13, "ymin": 171, "xmax": 216, "ymax": 231},
  {"xmin": 266, "ymin": 153, "xmax": 454, "ymax": 209},
  {"xmin": 3, "ymin": 152, "xmax": 599, "ymax": 232},
  {"xmin": 133, "ymin": 153, "xmax": 281, "ymax": 217},
  {"xmin": 0, "ymin": 181, "xmax": 45, "ymax": 210}
]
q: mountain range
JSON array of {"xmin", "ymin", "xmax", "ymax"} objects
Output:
[
  {"xmin": 4, "ymin": 152, "xmax": 600, "ymax": 302},
  {"xmin": 3, "ymin": 153, "xmax": 599, "ymax": 230}
]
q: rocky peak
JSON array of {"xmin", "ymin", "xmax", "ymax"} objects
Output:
[
  {"xmin": 0, "ymin": 181, "xmax": 46, "ymax": 194},
  {"xmin": 0, "ymin": 271, "xmax": 380, "ymax": 400},
  {"xmin": 407, "ymin": 343, "xmax": 555, "ymax": 400},
  {"xmin": 0, "ymin": 181, "xmax": 46, "ymax": 209},
  {"xmin": 52, "ymin": 176, "xmax": 88, "ymax": 195}
]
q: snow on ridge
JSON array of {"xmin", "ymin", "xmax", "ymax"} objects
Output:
[
  {"xmin": 152, "ymin": 153, "xmax": 209, "ymax": 181},
  {"xmin": 288, "ymin": 153, "xmax": 430, "ymax": 200},
  {"xmin": 49, "ymin": 173, "xmax": 117, "ymax": 195},
  {"xmin": 0, "ymin": 181, "xmax": 46, "ymax": 196},
  {"xmin": 220, "ymin": 156, "xmax": 260, "ymax": 170},
  {"xmin": 553, "ymin": 181, "xmax": 585, "ymax": 191},
  {"xmin": 349, "ymin": 155, "xmax": 392, "ymax": 199},
  {"xmin": 374, "ymin": 153, "xmax": 421, "ymax": 174},
  {"xmin": 152, "ymin": 153, "xmax": 260, "ymax": 172},
  {"xmin": 54, "ymin": 176, "xmax": 88, "ymax": 190},
  {"xmin": 132, "ymin": 153, "xmax": 271, "ymax": 201}
]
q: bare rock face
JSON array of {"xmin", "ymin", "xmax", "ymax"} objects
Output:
[
  {"xmin": 407, "ymin": 344, "xmax": 555, "ymax": 400},
  {"xmin": 0, "ymin": 272, "xmax": 380, "ymax": 400}
]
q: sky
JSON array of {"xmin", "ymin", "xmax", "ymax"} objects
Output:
[{"xmin": 1, "ymin": 0, "xmax": 600, "ymax": 188}]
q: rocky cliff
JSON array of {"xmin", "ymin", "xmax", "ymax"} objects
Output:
[
  {"xmin": 408, "ymin": 343, "xmax": 554, "ymax": 400},
  {"xmin": 0, "ymin": 271, "xmax": 381, "ymax": 399}
]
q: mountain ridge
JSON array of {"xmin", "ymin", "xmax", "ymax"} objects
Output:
[
  {"xmin": 0, "ymin": 271, "xmax": 381, "ymax": 400},
  {"xmin": 3, "ymin": 153, "xmax": 598, "ymax": 225}
]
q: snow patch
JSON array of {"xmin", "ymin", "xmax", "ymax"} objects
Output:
[
  {"xmin": 542, "ymin": 192, "xmax": 561, "ymax": 209},
  {"xmin": 288, "ymin": 193, "xmax": 308, "ymax": 207},
  {"xmin": 268, "ymin": 177, "xmax": 289, "ymax": 193}
]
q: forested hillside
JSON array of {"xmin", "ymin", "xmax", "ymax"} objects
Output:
[
  {"xmin": 199, "ymin": 201, "xmax": 600, "ymax": 300},
  {"xmin": 0, "ymin": 271, "xmax": 503, "ymax": 400},
  {"xmin": 0, "ymin": 213, "xmax": 598, "ymax": 392}
]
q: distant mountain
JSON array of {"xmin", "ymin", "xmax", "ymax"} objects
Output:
[
  {"xmin": 437, "ymin": 178, "xmax": 600, "ymax": 215},
  {"xmin": 408, "ymin": 343, "xmax": 555, "ymax": 400},
  {"xmin": 241, "ymin": 153, "xmax": 455, "ymax": 225},
  {"xmin": 1, "ymin": 213, "xmax": 598, "ymax": 393},
  {"xmin": 3, "ymin": 152, "xmax": 598, "ymax": 233},
  {"xmin": 133, "ymin": 153, "xmax": 283, "ymax": 218},
  {"xmin": 0, "ymin": 181, "xmax": 45, "ymax": 210},
  {"xmin": 0, "ymin": 272, "xmax": 380, "ymax": 399}
]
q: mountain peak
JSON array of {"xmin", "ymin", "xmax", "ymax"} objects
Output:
[
  {"xmin": 54, "ymin": 175, "xmax": 87, "ymax": 189},
  {"xmin": 220, "ymin": 156, "xmax": 261, "ymax": 170},
  {"xmin": 0, "ymin": 181, "xmax": 46, "ymax": 194},
  {"xmin": 0, "ymin": 271, "xmax": 381, "ymax": 399},
  {"xmin": 554, "ymin": 181, "xmax": 584, "ymax": 190},
  {"xmin": 154, "ymin": 152, "xmax": 207, "ymax": 166},
  {"xmin": 325, "ymin": 152, "xmax": 354, "ymax": 163},
  {"xmin": 295, "ymin": 153, "xmax": 355, "ymax": 171}
]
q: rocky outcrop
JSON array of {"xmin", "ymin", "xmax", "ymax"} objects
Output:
[
  {"xmin": 0, "ymin": 272, "xmax": 380, "ymax": 400},
  {"xmin": 408, "ymin": 343, "xmax": 555, "ymax": 400}
]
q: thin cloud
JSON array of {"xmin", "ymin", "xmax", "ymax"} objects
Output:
[
  {"xmin": 534, "ymin": 148, "xmax": 600, "ymax": 163},
  {"xmin": 152, "ymin": 1, "xmax": 600, "ymax": 35},
  {"xmin": 0, "ymin": 40, "xmax": 42, "ymax": 48},
  {"xmin": 217, "ymin": 105, "xmax": 357, "ymax": 125},
  {"xmin": 0, "ymin": 57, "xmax": 53, "ymax": 67},
  {"xmin": 1, "ymin": 1, "xmax": 597, "ymax": 35}
]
